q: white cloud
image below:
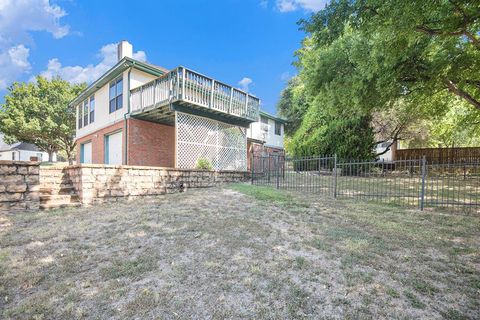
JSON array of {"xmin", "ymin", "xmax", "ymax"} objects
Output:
[
  {"xmin": 0, "ymin": 45, "xmax": 31, "ymax": 89},
  {"xmin": 38, "ymin": 43, "xmax": 148, "ymax": 84},
  {"xmin": 260, "ymin": 0, "xmax": 268, "ymax": 8},
  {"xmin": 238, "ymin": 77, "xmax": 253, "ymax": 92},
  {"xmin": 0, "ymin": 0, "xmax": 70, "ymax": 89},
  {"xmin": 276, "ymin": 0, "xmax": 328, "ymax": 12},
  {"xmin": 0, "ymin": 0, "xmax": 70, "ymax": 45}
]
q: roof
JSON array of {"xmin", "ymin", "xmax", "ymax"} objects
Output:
[
  {"xmin": 259, "ymin": 110, "xmax": 287, "ymax": 124},
  {"xmin": 69, "ymin": 57, "xmax": 169, "ymax": 107},
  {"xmin": 0, "ymin": 134, "xmax": 42, "ymax": 152}
]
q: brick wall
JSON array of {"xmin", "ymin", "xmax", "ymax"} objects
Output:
[
  {"xmin": 75, "ymin": 118, "xmax": 175, "ymax": 167},
  {"xmin": 127, "ymin": 118, "xmax": 175, "ymax": 167},
  {"xmin": 0, "ymin": 161, "xmax": 40, "ymax": 213},
  {"xmin": 76, "ymin": 121, "xmax": 124, "ymax": 164}
]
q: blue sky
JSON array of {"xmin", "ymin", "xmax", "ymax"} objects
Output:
[{"xmin": 0, "ymin": 0, "xmax": 327, "ymax": 114}]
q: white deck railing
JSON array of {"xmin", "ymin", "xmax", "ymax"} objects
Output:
[{"xmin": 130, "ymin": 67, "xmax": 260, "ymax": 122}]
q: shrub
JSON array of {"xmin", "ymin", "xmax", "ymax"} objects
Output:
[{"xmin": 196, "ymin": 158, "xmax": 213, "ymax": 170}]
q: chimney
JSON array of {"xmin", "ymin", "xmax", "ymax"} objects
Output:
[{"xmin": 117, "ymin": 40, "xmax": 133, "ymax": 61}]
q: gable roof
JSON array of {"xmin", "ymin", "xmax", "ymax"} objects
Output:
[
  {"xmin": 69, "ymin": 57, "xmax": 169, "ymax": 107},
  {"xmin": 0, "ymin": 134, "xmax": 42, "ymax": 152},
  {"xmin": 259, "ymin": 110, "xmax": 287, "ymax": 124}
]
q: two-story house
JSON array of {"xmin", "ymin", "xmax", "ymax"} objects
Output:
[
  {"xmin": 73, "ymin": 41, "xmax": 259, "ymax": 171},
  {"xmin": 247, "ymin": 110, "xmax": 285, "ymax": 157}
]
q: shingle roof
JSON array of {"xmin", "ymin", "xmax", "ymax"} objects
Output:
[{"xmin": 0, "ymin": 134, "xmax": 41, "ymax": 152}]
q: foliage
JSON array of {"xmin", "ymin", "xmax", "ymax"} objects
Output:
[
  {"xmin": 195, "ymin": 158, "xmax": 213, "ymax": 170},
  {"xmin": 0, "ymin": 76, "xmax": 86, "ymax": 163},
  {"xmin": 278, "ymin": 0, "xmax": 480, "ymax": 157}
]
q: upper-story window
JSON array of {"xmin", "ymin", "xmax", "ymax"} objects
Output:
[
  {"xmin": 109, "ymin": 77, "xmax": 123, "ymax": 113},
  {"xmin": 83, "ymin": 100, "xmax": 88, "ymax": 126},
  {"xmin": 78, "ymin": 104, "xmax": 83, "ymax": 129},
  {"xmin": 89, "ymin": 96, "xmax": 95, "ymax": 123},
  {"xmin": 260, "ymin": 116, "xmax": 268, "ymax": 124},
  {"xmin": 275, "ymin": 121, "xmax": 281, "ymax": 136}
]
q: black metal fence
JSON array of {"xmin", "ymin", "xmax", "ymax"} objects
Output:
[{"xmin": 251, "ymin": 154, "xmax": 480, "ymax": 212}]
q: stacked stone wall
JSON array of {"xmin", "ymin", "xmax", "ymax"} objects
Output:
[{"xmin": 0, "ymin": 161, "xmax": 40, "ymax": 213}]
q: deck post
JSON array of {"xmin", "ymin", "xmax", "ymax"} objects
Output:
[
  {"xmin": 210, "ymin": 80, "xmax": 215, "ymax": 108},
  {"xmin": 229, "ymin": 87, "xmax": 233, "ymax": 114},
  {"xmin": 182, "ymin": 67, "xmax": 186, "ymax": 100},
  {"xmin": 245, "ymin": 94, "xmax": 249, "ymax": 117}
]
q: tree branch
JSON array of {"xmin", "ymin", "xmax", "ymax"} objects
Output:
[{"xmin": 445, "ymin": 80, "xmax": 480, "ymax": 109}]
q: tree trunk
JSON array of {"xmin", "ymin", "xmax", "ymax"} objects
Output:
[{"xmin": 48, "ymin": 151, "xmax": 54, "ymax": 162}]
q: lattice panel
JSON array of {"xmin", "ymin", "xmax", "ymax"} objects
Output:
[{"xmin": 176, "ymin": 112, "xmax": 247, "ymax": 171}]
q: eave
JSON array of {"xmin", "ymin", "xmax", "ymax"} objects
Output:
[{"xmin": 69, "ymin": 57, "xmax": 167, "ymax": 107}]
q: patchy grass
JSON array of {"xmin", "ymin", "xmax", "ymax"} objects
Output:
[{"xmin": 0, "ymin": 184, "xmax": 479, "ymax": 319}]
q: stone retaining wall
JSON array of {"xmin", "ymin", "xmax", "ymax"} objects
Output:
[
  {"xmin": 66, "ymin": 164, "xmax": 249, "ymax": 204},
  {"xmin": 1, "ymin": 161, "xmax": 249, "ymax": 213},
  {"xmin": 0, "ymin": 161, "xmax": 40, "ymax": 213}
]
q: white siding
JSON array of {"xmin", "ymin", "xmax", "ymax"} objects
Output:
[
  {"xmin": 0, "ymin": 150, "xmax": 54, "ymax": 161},
  {"xmin": 247, "ymin": 116, "xmax": 284, "ymax": 149},
  {"xmin": 75, "ymin": 69, "xmax": 158, "ymax": 140}
]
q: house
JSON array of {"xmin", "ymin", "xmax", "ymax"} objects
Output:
[
  {"xmin": 375, "ymin": 140, "xmax": 398, "ymax": 162},
  {"xmin": 247, "ymin": 110, "xmax": 286, "ymax": 158},
  {"xmin": 73, "ymin": 41, "xmax": 259, "ymax": 171},
  {"xmin": 0, "ymin": 133, "xmax": 55, "ymax": 162}
]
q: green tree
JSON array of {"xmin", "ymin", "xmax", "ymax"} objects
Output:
[
  {"xmin": 278, "ymin": 0, "xmax": 480, "ymax": 158},
  {"xmin": 0, "ymin": 76, "xmax": 86, "ymax": 163}
]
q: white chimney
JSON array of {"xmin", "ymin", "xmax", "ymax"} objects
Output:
[{"xmin": 117, "ymin": 40, "xmax": 133, "ymax": 61}]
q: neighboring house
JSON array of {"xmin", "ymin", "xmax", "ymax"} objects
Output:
[
  {"xmin": 0, "ymin": 134, "xmax": 55, "ymax": 162},
  {"xmin": 375, "ymin": 140, "xmax": 398, "ymax": 162},
  {"xmin": 247, "ymin": 110, "xmax": 286, "ymax": 157},
  {"xmin": 73, "ymin": 41, "xmax": 259, "ymax": 171}
]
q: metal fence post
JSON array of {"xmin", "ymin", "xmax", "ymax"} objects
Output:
[
  {"xmin": 251, "ymin": 154, "xmax": 254, "ymax": 185},
  {"xmin": 267, "ymin": 155, "xmax": 271, "ymax": 183},
  {"xmin": 276, "ymin": 155, "xmax": 280, "ymax": 189},
  {"xmin": 333, "ymin": 154, "xmax": 338, "ymax": 198},
  {"xmin": 420, "ymin": 156, "xmax": 426, "ymax": 211}
]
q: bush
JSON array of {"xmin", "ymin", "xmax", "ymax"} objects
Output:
[{"xmin": 196, "ymin": 158, "xmax": 213, "ymax": 170}]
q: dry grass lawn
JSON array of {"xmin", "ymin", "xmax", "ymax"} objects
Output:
[{"xmin": 0, "ymin": 184, "xmax": 479, "ymax": 319}]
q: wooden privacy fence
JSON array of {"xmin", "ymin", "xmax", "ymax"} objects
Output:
[{"xmin": 396, "ymin": 147, "xmax": 480, "ymax": 164}]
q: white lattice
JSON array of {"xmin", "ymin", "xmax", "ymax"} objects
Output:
[{"xmin": 176, "ymin": 112, "xmax": 247, "ymax": 171}]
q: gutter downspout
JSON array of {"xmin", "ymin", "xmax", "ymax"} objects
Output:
[{"xmin": 124, "ymin": 63, "xmax": 135, "ymax": 165}]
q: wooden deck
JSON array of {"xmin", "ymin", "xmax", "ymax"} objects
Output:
[{"xmin": 130, "ymin": 67, "xmax": 260, "ymax": 127}]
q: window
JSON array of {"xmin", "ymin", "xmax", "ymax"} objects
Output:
[
  {"xmin": 260, "ymin": 116, "xmax": 268, "ymax": 124},
  {"xmin": 109, "ymin": 77, "xmax": 123, "ymax": 113},
  {"xmin": 274, "ymin": 121, "xmax": 281, "ymax": 136},
  {"xmin": 89, "ymin": 96, "xmax": 95, "ymax": 123},
  {"xmin": 78, "ymin": 104, "xmax": 83, "ymax": 129},
  {"xmin": 83, "ymin": 100, "xmax": 88, "ymax": 126},
  {"xmin": 12, "ymin": 152, "xmax": 15, "ymax": 160}
]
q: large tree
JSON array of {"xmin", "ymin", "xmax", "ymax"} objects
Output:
[
  {"xmin": 279, "ymin": 0, "xmax": 480, "ymax": 158},
  {"xmin": 0, "ymin": 76, "xmax": 86, "ymax": 163}
]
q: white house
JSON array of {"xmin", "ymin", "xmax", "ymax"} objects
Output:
[
  {"xmin": 72, "ymin": 40, "xmax": 260, "ymax": 171},
  {"xmin": 0, "ymin": 134, "xmax": 55, "ymax": 162},
  {"xmin": 247, "ymin": 110, "xmax": 286, "ymax": 158}
]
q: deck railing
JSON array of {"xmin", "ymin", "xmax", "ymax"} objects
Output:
[{"xmin": 130, "ymin": 67, "xmax": 260, "ymax": 122}]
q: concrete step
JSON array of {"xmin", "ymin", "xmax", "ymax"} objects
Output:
[
  {"xmin": 40, "ymin": 185, "xmax": 75, "ymax": 195},
  {"xmin": 40, "ymin": 202, "xmax": 82, "ymax": 210},
  {"xmin": 40, "ymin": 194, "xmax": 80, "ymax": 206}
]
